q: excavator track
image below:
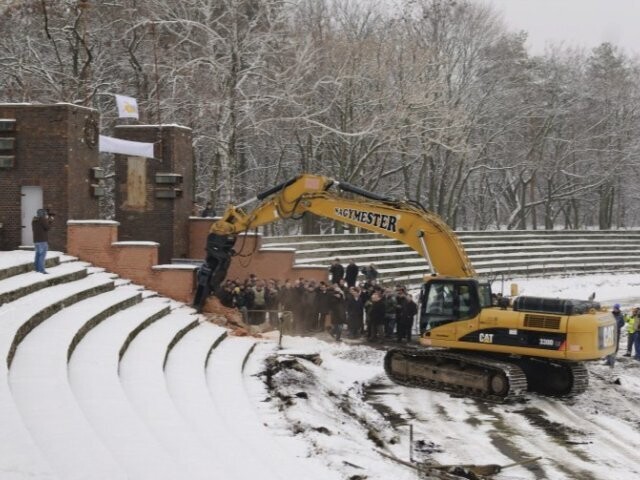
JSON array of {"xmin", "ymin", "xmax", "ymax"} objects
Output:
[
  {"xmin": 384, "ymin": 348, "xmax": 528, "ymax": 403},
  {"xmin": 513, "ymin": 358, "xmax": 589, "ymax": 397}
]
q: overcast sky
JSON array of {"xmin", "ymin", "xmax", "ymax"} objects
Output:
[{"xmin": 479, "ymin": 0, "xmax": 640, "ymax": 56}]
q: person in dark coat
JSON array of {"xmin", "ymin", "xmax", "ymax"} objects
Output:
[
  {"xmin": 361, "ymin": 263, "xmax": 378, "ymax": 283},
  {"xmin": 201, "ymin": 202, "xmax": 216, "ymax": 217},
  {"xmin": 345, "ymin": 259, "xmax": 359, "ymax": 288},
  {"xmin": 233, "ymin": 285, "xmax": 251, "ymax": 324},
  {"xmin": 397, "ymin": 292, "xmax": 418, "ymax": 342},
  {"xmin": 265, "ymin": 280, "xmax": 280, "ymax": 327},
  {"xmin": 383, "ymin": 289, "xmax": 398, "ymax": 338},
  {"xmin": 291, "ymin": 280, "xmax": 307, "ymax": 333},
  {"xmin": 31, "ymin": 208, "xmax": 54, "ymax": 274},
  {"xmin": 278, "ymin": 281, "xmax": 297, "ymax": 333},
  {"xmin": 367, "ymin": 292, "xmax": 386, "ymax": 341},
  {"xmin": 302, "ymin": 283, "xmax": 318, "ymax": 332},
  {"xmin": 328, "ymin": 286, "xmax": 347, "ymax": 341},
  {"xmin": 216, "ymin": 283, "xmax": 235, "ymax": 308},
  {"xmin": 605, "ymin": 303, "xmax": 625, "ymax": 366},
  {"xmin": 328, "ymin": 258, "xmax": 344, "ymax": 285},
  {"xmin": 314, "ymin": 282, "xmax": 331, "ymax": 332},
  {"xmin": 346, "ymin": 287, "xmax": 365, "ymax": 338}
]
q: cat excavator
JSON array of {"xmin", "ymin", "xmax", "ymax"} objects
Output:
[{"xmin": 194, "ymin": 174, "xmax": 617, "ymax": 401}]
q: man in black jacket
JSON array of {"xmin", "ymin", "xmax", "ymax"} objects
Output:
[
  {"xmin": 201, "ymin": 202, "xmax": 216, "ymax": 217},
  {"xmin": 328, "ymin": 258, "xmax": 344, "ymax": 284},
  {"xmin": 345, "ymin": 259, "xmax": 359, "ymax": 288},
  {"xmin": 314, "ymin": 282, "xmax": 331, "ymax": 332},
  {"xmin": 361, "ymin": 263, "xmax": 378, "ymax": 283},
  {"xmin": 31, "ymin": 209, "xmax": 54, "ymax": 274},
  {"xmin": 328, "ymin": 286, "xmax": 346, "ymax": 341},
  {"xmin": 346, "ymin": 287, "xmax": 364, "ymax": 338},
  {"xmin": 397, "ymin": 291, "xmax": 418, "ymax": 343},
  {"xmin": 367, "ymin": 292, "xmax": 386, "ymax": 342}
]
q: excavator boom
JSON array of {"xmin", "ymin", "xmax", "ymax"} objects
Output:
[{"xmin": 206, "ymin": 174, "xmax": 473, "ymax": 280}]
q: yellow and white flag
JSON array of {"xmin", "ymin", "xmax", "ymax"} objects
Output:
[{"xmin": 115, "ymin": 94, "xmax": 139, "ymax": 119}]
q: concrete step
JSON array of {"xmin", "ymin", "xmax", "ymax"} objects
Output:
[
  {"xmin": 0, "ymin": 250, "xmax": 61, "ymax": 281},
  {"xmin": 119, "ymin": 310, "xmax": 220, "ymax": 480},
  {"xmin": 263, "ymin": 230, "xmax": 640, "ymax": 246},
  {"xmin": 8, "ymin": 286, "xmax": 142, "ymax": 480},
  {"xmin": 294, "ymin": 247, "xmax": 640, "ymax": 267},
  {"xmin": 163, "ymin": 324, "xmax": 263, "ymax": 479},
  {"xmin": 260, "ymin": 230, "xmax": 640, "ymax": 284},
  {"xmin": 0, "ymin": 272, "xmax": 118, "ymax": 480},
  {"xmin": 204, "ymin": 338, "xmax": 324, "ymax": 479},
  {"xmin": 0, "ymin": 261, "xmax": 89, "ymax": 305},
  {"xmin": 68, "ymin": 298, "xmax": 179, "ymax": 480}
]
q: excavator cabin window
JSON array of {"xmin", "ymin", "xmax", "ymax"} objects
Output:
[{"xmin": 421, "ymin": 280, "xmax": 480, "ymax": 329}]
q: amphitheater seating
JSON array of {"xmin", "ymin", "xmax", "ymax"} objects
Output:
[
  {"xmin": 262, "ymin": 230, "xmax": 640, "ymax": 285},
  {"xmin": 0, "ymin": 250, "xmax": 313, "ymax": 480}
]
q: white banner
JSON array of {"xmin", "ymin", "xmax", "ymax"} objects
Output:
[
  {"xmin": 115, "ymin": 94, "xmax": 139, "ymax": 119},
  {"xmin": 98, "ymin": 135, "xmax": 155, "ymax": 158}
]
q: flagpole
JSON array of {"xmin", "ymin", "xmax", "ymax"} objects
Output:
[
  {"xmin": 151, "ymin": 21, "xmax": 162, "ymax": 125},
  {"xmin": 78, "ymin": 0, "xmax": 91, "ymax": 105}
]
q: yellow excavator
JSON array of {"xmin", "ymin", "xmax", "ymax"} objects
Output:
[{"xmin": 194, "ymin": 174, "xmax": 617, "ymax": 401}]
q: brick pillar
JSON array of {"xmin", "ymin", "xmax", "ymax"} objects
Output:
[
  {"xmin": 67, "ymin": 220, "xmax": 118, "ymax": 268},
  {"xmin": 0, "ymin": 104, "xmax": 100, "ymax": 251},
  {"xmin": 113, "ymin": 125, "xmax": 193, "ymax": 264}
]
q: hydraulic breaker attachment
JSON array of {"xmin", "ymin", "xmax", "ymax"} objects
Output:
[{"xmin": 192, "ymin": 233, "xmax": 236, "ymax": 312}]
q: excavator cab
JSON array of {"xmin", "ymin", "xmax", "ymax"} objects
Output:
[{"xmin": 420, "ymin": 278, "xmax": 486, "ymax": 330}]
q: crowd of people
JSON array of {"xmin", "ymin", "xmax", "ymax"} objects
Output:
[
  {"xmin": 215, "ymin": 258, "xmax": 419, "ymax": 342},
  {"xmin": 212, "ymin": 256, "xmax": 640, "ymax": 358}
]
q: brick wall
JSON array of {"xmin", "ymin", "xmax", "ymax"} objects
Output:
[
  {"xmin": 67, "ymin": 220, "xmax": 327, "ymax": 307},
  {"xmin": 113, "ymin": 125, "xmax": 193, "ymax": 264},
  {"xmin": 188, "ymin": 218, "xmax": 328, "ymax": 282},
  {"xmin": 0, "ymin": 104, "xmax": 100, "ymax": 250},
  {"xmin": 67, "ymin": 221, "xmax": 195, "ymax": 303}
]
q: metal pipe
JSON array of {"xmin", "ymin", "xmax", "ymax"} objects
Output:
[
  {"xmin": 335, "ymin": 180, "xmax": 392, "ymax": 202},
  {"xmin": 256, "ymin": 176, "xmax": 300, "ymax": 200},
  {"xmin": 417, "ymin": 230, "xmax": 437, "ymax": 275},
  {"xmin": 236, "ymin": 196, "xmax": 258, "ymax": 209}
]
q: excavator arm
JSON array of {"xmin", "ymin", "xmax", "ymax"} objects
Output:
[{"xmin": 193, "ymin": 174, "xmax": 474, "ymax": 311}]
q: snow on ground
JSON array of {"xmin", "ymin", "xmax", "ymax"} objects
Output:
[
  {"xmin": 509, "ymin": 273, "xmax": 640, "ymax": 306},
  {"xmin": 3, "ymin": 246, "xmax": 639, "ymax": 480},
  {"xmin": 241, "ymin": 273, "xmax": 640, "ymax": 480},
  {"xmin": 246, "ymin": 334, "xmax": 640, "ymax": 480}
]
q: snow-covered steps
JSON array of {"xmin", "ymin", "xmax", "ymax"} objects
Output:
[
  {"xmin": 0, "ymin": 389, "xmax": 56, "ymax": 480},
  {"xmin": 0, "ymin": 261, "xmax": 89, "ymax": 305},
  {"xmin": 262, "ymin": 230, "xmax": 640, "ymax": 283},
  {"xmin": 8, "ymin": 285, "xmax": 143, "ymax": 480},
  {"xmin": 0, "ymin": 250, "xmax": 61, "ymax": 281},
  {"xmin": 200, "ymin": 337, "xmax": 281, "ymax": 479},
  {"xmin": 0, "ymin": 271, "xmax": 121, "ymax": 480},
  {"xmin": 163, "ymin": 324, "xmax": 264, "ymax": 479},
  {"xmin": 68, "ymin": 297, "xmax": 183, "ymax": 480},
  {"xmin": 119, "ymin": 310, "xmax": 224, "ymax": 480},
  {"xmin": 202, "ymin": 338, "xmax": 332, "ymax": 480},
  {"xmin": 1, "ymin": 273, "xmax": 118, "ymax": 369}
]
